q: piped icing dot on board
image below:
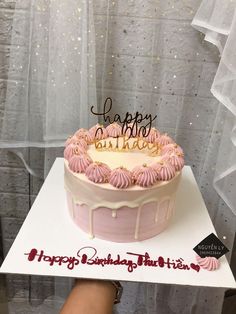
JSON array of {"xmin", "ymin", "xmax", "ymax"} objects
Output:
[
  {"xmin": 109, "ymin": 167, "xmax": 133, "ymax": 189},
  {"xmin": 68, "ymin": 153, "xmax": 92, "ymax": 173},
  {"xmin": 76, "ymin": 138, "xmax": 88, "ymax": 150},
  {"xmin": 85, "ymin": 162, "xmax": 111, "ymax": 183},
  {"xmin": 195, "ymin": 255, "xmax": 220, "ymax": 271}
]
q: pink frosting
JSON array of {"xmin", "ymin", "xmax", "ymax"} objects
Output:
[
  {"xmin": 65, "ymin": 136, "xmax": 72, "ymax": 147},
  {"xmin": 106, "ymin": 123, "xmax": 122, "ymax": 137},
  {"xmin": 65, "ymin": 135, "xmax": 78, "ymax": 147},
  {"xmin": 151, "ymin": 161, "xmax": 176, "ymax": 181},
  {"xmin": 144, "ymin": 128, "xmax": 160, "ymax": 143},
  {"xmin": 64, "ymin": 143, "xmax": 83, "ymax": 160},
  {"xmin": 132, "ymin": 165, "xmax": 157, "ymax": 187},
  {"xmin": 123, "ymin": 123, "xmax": 139, "ymax": 138},
  {"xmin": 76, "ymin": 138, "xmax": 88, "ymax": 150},
  {"xmin": 196, "ymin": 255, "xmax": 220, "ymax": 271},
  {"xmin": 109, "ymin": 167, "xmax": 133, "ymax": 189},
  {"xmin": 89, "ymin": 124, "xmax": 108, "ymax": 140},
  {"xmin": 161, "ymin": 154, "xmax": 184, "ymax": 171},
  {"xmin": 85, "ymin": 162, "xmax": 111, "ymax": 183},
  {"xmin": 75, "ymin": 128, "xmax": 87, "ymax": 138},
  {"xmin": 156, "ymin": 134, "xmax": 174, "ymax": 146},
  {"xmin": 76, "ymin": 129, "xmax": 94, "ymax": 144},
  {"xmin": 161, "ymin": 143, "xmax": 184, "ymax": 156},
  {"xmin": 68, "ymin": 153, "xmax": 92, "ymax": 173}
]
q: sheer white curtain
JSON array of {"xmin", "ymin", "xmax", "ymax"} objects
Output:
[
  {"xmin": 0, "ymin": 0, "xmax": 97, "ymax": 148},
  {"xmin": 192, "ymin": 0, "xmax": 236, "ymax": 216},
  {"xmin": 1, "ymin": 0, "xmax": 236, "ymax": 313}
]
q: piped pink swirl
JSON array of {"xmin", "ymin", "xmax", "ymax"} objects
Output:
[
  {"xmin": 151, "ymin": 161, "xmax": 176, "ymax": 181},
  {"xmin": 132, "ymin": 165, "xmax": 157, "ymax": 187},
  {"xmin": 75, "ymin": 128, "xmax": 87, "ymax": 138},
  {"xmin": 161, "ymin": 143, "xmax": 184, "ymax": 156},
  {"xmin": 89, "ymin": 124, "xmax": 108, "ymax": 140},
  {"xmin": 64, "ymin": 143, "xmax": 85, "ymax": 160},
  {"xmin": 85, "ymin": 162, "xmax": 111, "ymax": 183},
  {"xmin": 76, "ymin": 138, "xmax": 88, "ymax": 150},
  {"xmin": 144, "ymin": 128, "xmax": 160, "ymax": 143},
  {"xmin": 161, "ymin": 154, "xmax": 184, "ymax": 171},
  {"xmin": 68, "ymin": 153, "xmax": 92, "ymax": 173},
  {"xmin": 65, "ymin": 135, "xmax": 78, "ymax": 147},
  {"xmin": 196, "ymin": 255, "xmax": 220, "ymax": 271},
  {"xmin": 76, "ymin": 129, "xmax": 94, "ymax": 144},
  {"xmin": 109, "ymin": 167, "xmax": 133, "ymax": 189},
  {"xmin": 106, "ymin": 123, "xmax": 122, "ymax": 137},
  {"xmin": 156, "ymin": 134, "xmax": 174, "ymax": 146}
]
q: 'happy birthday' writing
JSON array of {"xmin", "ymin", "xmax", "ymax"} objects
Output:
[
  {"xmin": 90, "ymin": 97, "xmax": 157, "ymax": 138},
  {"xmin": 94, "ymin": 136, "xmax": 159, "ymax": 155},
  {"xmin": 24, "ymin": 247, "xmax": 200, "ymax": 273}
]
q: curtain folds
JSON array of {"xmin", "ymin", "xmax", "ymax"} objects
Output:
[
  {"xmin": 192, "ymin": 0, "xmax": 236, "ymax": 215},
  {"xmin": 0, "ymin": 0, "xmax": 97, "ymax": 148}
]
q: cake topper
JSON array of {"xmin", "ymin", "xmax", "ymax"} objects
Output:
[{"xmin": 90, "ymin": 97, "xmax": 157, "ymax": 138}]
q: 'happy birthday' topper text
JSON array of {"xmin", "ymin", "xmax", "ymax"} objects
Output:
[{"xmin": 90, "ymin": 97, "xmax": 157, "ymax": 138}]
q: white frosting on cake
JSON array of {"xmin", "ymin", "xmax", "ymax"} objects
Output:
[{"xmin": 87, "ymin": 137, "xmax": 161, "ymax": 169}]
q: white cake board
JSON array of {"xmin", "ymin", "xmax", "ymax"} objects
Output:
[{"xmin": 0, "ymin": 158, "xmax": 235, "ymax": 289}]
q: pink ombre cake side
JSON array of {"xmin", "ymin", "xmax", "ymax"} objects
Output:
[{"xmin": 66, "ymin": 193, "xmax": 175, "ymax": 243}]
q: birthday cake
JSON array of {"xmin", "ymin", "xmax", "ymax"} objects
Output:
[{"xmin": 64, "ymin": 99, "xmax": 184, "ymax": 242}]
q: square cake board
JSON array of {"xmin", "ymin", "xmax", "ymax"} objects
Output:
[{"xmin": 0, "ymin": 158, "xmax": 235, "ymax": 289}]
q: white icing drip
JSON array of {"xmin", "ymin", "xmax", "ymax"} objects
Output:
[
  {"xmin": 134, "ymin": 205, "xmax": 142, "ymax": 240},
  {"xmin": 112, "ymin": 208, "xmax": 117, "ymax": 218},
  {"xmin": 165, "ymin": 200, "xmax": 170, "ymax": 219},
  {"xmin": 71, "ymin": 200, "xmax": 74, "ymax": 219},
  {"xmin": 155, "ymin": 202, "xmax": 159, "ymax": 223},
  {"xmin": 89, "ymin": 208, "xmax": 94, "ymax": 239},
  {"xmin": 167, "ymin": 199, "xmax": 174, "ymax": 219},
  {"xmin": 158, "ymin": 197, "xmax": 171, "ymax": 222}
]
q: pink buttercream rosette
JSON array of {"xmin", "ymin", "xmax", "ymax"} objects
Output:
[
  {"xmin": 68, "ymin": 153, "xmax": 92, "ymax": 173},
  {"xmin": 132, "ymin": 164, "xmax": 158, "ymax": 187},
  {"xmin": 151, "ymin": 160, "xmax": 176, "ymax": 181},
  {"xmin": 85, "ymin": 162, "xmax": 111, "ymax": 183},
  {"xmin": 106, "ymin": 122, "xmax": 122, "ymax": 138},
  {"xmin": 64, "ymin": 143, "xmax": 86, "ymax": 160},
  {"xmin": 89, "ymin": 124, "xmax": 108, "ymax": 140},
  {"xmin": 161, "ymin": 143, "xmax": 184, "ymax": 156},
  {"xmin": 161, "ymin": 154, "xmax": 184, "ymax": 172},
  {"xmin": 76, "ymin": 129, "xmax": 94, "ymax": 144},
  {"xmin": 143, "ymin": 128, "xmax": 160, "ymax": 143},
  {"xmin": 65, "ymin": 135, "xmax": 78, "ymax": 147},
  {"xmin": 195, "ymin": 255, "xmax": 220, "ymax": 271},
  {"xmin": 156, "ymin": 133, "xmax": 174, "ymax": 146},
  {"xmin": 109, "ymin": 167, "xmax": 133, "ymax": 188}
]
